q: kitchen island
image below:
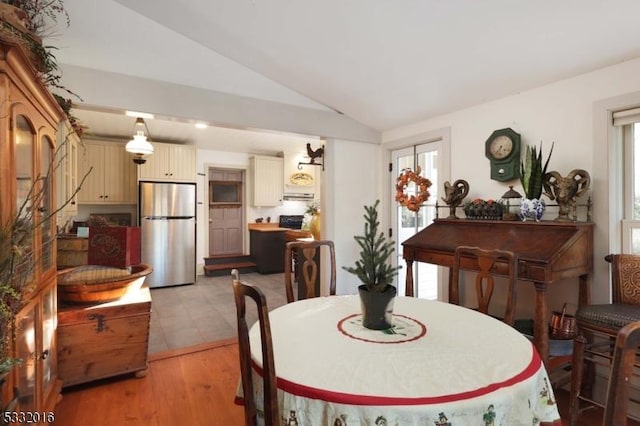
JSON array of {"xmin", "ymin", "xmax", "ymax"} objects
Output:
[
  {"xmin": 248, "ymin": 223, "xmax": 313, "ymax": 274},
  {"xmin": 249, "ymin": 224, "xmax": 287, "ymax": 273}
]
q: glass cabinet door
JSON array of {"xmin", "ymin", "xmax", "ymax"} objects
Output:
[
  {"xmin": 16, "ymin": 303, "xmax": 37, "ymax": 413},
  {"xmin": 14, "ymin": 115, "xmax": 35, "ymax": 285},
  {"xmin": 40, "ymin": 283, "xmax": 56, "ymax": 406},
  {"xmin": 39, "ymin": 135, "xmax": 54, "ymax": 273}
]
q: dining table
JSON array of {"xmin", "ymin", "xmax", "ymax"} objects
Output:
[{"xmin": 245, "ymin": 295, "xmax": 563, "ymax": 425}]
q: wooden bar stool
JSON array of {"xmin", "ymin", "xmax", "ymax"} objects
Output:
[{"xmin": 569, "ymin": 254, "xmax": 640, "ymax": 426}]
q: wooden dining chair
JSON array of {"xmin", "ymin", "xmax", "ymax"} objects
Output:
[
  {"xmin": 232, "ymin": 277, "xmax": 279, "ymax": 425},
  {"xmin": 284, "ymin": 239, "xmax": 336, "ymax": 303},
  {"xmin": 450, "ymin": 245, "xmax": 518, "ymax": 326},
  {"xmin": 601, "ymin": 320, "xmax": 640, "ymax": 426},
  {"xmin": 569, "ymin": 254, "xmax": 640, "ymax": 426}
]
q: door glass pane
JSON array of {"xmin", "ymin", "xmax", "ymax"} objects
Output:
[
  {"xmin": 415, "ymin": 147, "xmax": 438, "ymax": 299},
  {"xmin": 40, "ymin": 135, "xmax": 54, "ymax": 271},
  {"xmin": 395, "ymin": 149, "xmax": 415, "ymax": 297},
  {"xmin": 41, "ymin": 285, "xmax": 56, "ymax": 399},
  {"xmin": 393, "ymin": 142, "xmax": 441, "ymax": 299},
  {"xmin": 16, "ymin": 306, "xmax": 36, "ymax": 412},
  {"xmin": 634, "ymin": 123, "xmax": 640, "ymax": 220},
  {"xmin": 15, "ymin": 115, "xmax": 34, "ymax": 284},
  {"xmin": 632, "ymin": 228, "xmax": 640, "ymax": 254}
]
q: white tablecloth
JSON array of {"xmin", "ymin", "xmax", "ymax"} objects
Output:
[{"xmin": 247, "ymin": 295, "xmax": 562, "ymax": 425}]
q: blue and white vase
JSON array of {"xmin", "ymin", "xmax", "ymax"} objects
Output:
[{"xmin": 520, "ymin": 198, "xmax": 546, "ymax": 221}]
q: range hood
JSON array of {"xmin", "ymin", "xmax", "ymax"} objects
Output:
[
  {"xmin": 283, "ymin": 151, "xmax": 316, "ymax": 200},
  {"xmin": 283, "ymin": 192, "xmax": 314, "ymax": 201}
]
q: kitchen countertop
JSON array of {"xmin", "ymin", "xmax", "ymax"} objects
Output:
[
  {"xmin": 248, "ymin": 224, "xmax": 313, "ymax": 240},
  {"xmin": 248, "ymin": 223, "xmax": 288, "ymax": 232}
]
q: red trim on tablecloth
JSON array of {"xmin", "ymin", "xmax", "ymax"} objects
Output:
[
  {"xmin": 336, "ymin": 313, "xmax": 427, "ymax": 344},
  {"xmin": 252, "ymin": 345, "xmax": 543, "ymax": 406}
]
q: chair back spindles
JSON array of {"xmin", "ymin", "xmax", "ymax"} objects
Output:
[
  {"xmin": 450, "ymin": 245, "xmax": 518, "ymax": 326},
  {"xmin": 603, "ymin": 321, "xmax": 640, "ymax": 425},
  {"xmin": 284, "ymin": 240, "xmax": 336, "ymax": 303},
  {"xmin": 232, "ymin": 277, "xmax": 279, "ymax": 425}
]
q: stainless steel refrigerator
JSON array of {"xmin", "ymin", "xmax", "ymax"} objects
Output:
[{"xmin": 139, "ymin": 181, "xmax": 196, "ymax": 288}]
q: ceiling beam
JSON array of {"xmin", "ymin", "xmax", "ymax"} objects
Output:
[{"xmin": 59, "ymin": 64, "xmax": 381, "ymax": 144}]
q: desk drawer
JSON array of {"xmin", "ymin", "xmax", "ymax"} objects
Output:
[{"xmin": 412, "ymin": 251, "xmax": 452, "ymax": 266}]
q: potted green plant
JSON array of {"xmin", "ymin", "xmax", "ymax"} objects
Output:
[
  {"xmin": 519, "ymin": 142, "xmax": 553, "ymax": 220},
  {"xmin": 343, "ymin": 200, "xmax": 400, "ymax": 330},
  {"xmin": 520, "ymin": 142, "xmax": 554, "ymax": 200}
]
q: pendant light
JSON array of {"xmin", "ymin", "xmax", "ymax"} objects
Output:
[{"xmin": 125, "ymin": 117, "xmax": 154, "ymax": 164}]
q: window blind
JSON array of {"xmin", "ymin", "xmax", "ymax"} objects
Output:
[{"xmin": 613, "ymin": 107, "xmax": 640, "ymax": 126}]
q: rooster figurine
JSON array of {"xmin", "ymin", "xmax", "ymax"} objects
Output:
[{"xmin": 306, "ymin": 143, "xmax": 324, "ymax": 164}]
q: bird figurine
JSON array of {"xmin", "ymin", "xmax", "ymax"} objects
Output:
[{"xmin": 306, "ymin": 143, "xmax": 324, "ymax": 164}]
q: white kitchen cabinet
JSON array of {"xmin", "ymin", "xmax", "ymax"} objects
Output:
[
  {"xmin": 77, "ymin": 139, "xmax": 137, "ymax": 204},
  {"xmin": 251, "ymin": 155, "xmax": 283, "ymax": 206},
  {"xmin": 56, "ymin": 121, "xmax": 79, "ymax": 227},
  {"xmin": 138, "ymin": 142, "xmax": 196, "ymax": 182}
]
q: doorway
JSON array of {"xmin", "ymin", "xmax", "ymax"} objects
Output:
[
  {"xmin": 208, "ymin": 168, "xmax": 245, "ymax": 256},
  {"xmin": 391, "ymin": 141, "xmax": 443, "ymax": 299}
]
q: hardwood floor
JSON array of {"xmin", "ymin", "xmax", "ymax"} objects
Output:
[
  {"xmin": 55, "ymin": 338, "xmax": 639, "ymax": 426},
  {"xmin": 54, "ymin": 339, "xmax": 244, "ymax": 426}
]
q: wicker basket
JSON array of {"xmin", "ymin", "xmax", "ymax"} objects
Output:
[{"xmin": 57, "ymin": 263, "xmax": 152, "ymax": 304}]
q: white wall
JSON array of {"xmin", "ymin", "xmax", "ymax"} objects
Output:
[
  {"xmin": 382, "ymin": 56, "xmax": 640, "ymax": 314},
  {"xmin": 324, "ymin": 138, "xmax": 384, "ymax": 295}
]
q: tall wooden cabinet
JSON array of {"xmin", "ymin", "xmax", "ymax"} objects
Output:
[{"xmin": 0, "ymin": 40, "xmax": 65, "ymax": 419}]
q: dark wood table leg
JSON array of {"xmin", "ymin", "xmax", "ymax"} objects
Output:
[
  {"xmin": 405, "ymin": 260, "xmax": 414, "ymax": 297},
  {"xmin": 448, "ymin": 266, "xmax": 457, "ymax": 305},
  {"xmin": 534, "ymin": 281, "xmax": 550, "ymax": 364},
  {"xmin": 578, "ymin": 273, "xmax": 590, "ymax": 307}
]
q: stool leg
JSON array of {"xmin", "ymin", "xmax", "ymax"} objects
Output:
[
  {"xmin": 569, "ymin": 334, "xmax": 586, "ymax": 426},
  {"xmin": 581, "ymin": 331, "xmax": 599, "ymax": 400}
]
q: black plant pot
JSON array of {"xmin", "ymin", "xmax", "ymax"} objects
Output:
[{"xmin": 358, "ymin": 284, "xmax": 397, "ymax": 330}]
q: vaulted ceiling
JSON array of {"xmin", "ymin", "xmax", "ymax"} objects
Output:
[{"xmin": 51, "ymin": 0, "xmax": 640, "ymax": 150}]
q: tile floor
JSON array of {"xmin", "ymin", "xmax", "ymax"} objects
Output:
[{"xmin": 147, "ymin": 272, "xmax": 289, "ymax": 354}]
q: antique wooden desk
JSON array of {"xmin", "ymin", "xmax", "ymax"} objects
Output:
[{"xmin": 402, "ymin": 219, "xmax": 594, "ymax": 364}]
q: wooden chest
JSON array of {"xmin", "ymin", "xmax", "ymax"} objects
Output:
[{"xmin": 57, "ymin": 287, "xmax": 152, "ymax": 387}]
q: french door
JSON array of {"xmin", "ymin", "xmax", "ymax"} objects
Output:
[{"xmin": 391, "ymin": 141, "xmax": 443, "ymax": 299}]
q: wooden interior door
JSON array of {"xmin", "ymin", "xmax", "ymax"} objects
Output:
[{"xmin": 209, "ymin": 169, "xmax": 243, "ymax": 256}]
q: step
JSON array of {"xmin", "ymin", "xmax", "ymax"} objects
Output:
[
  {"xmin": 203, "ymin": 261, "xmax": 257, "ymax": 277},
  {"xmin": 203, "ymin": 254, "xmax": 253, "ymax": 266}
]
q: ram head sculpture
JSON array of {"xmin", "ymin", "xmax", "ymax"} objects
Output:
[{"xmin": 543, "ymin": 169, "xmax": 590, "ymax": 222}]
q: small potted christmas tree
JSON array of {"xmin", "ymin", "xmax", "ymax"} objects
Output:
[{"xmin": 343, "ymin": 200, "xmax": 400, "ymax": 329}]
